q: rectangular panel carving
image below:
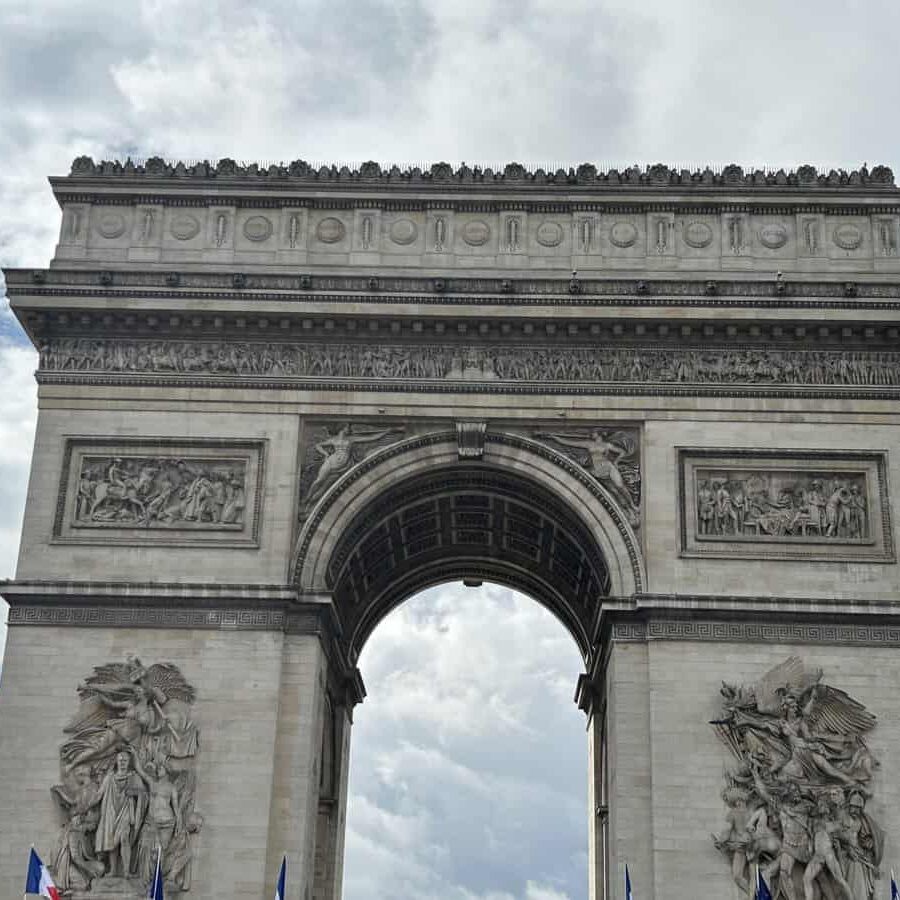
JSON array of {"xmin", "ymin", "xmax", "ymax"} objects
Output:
[
  {"xmin": 678, "ymin": 449, "xmax": 893, "ymax": 561},
  {"xmin": 54, "ymin": 438, "xmax": 265, "ymax": 546}
]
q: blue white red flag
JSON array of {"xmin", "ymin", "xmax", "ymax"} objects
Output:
[
  {"xmin": 891, "ymin": 870, "xmax": 899, "ymax": 900},
  {"xmin": 275, "ymin": 856, "xmax": 286, "ymax": 900},
  {"xmin": 624, "ymin": 864, "xmax": 634, "ymax": 900},
  {"xmin": 25, "ymin": 848, "xmax": 60, "ymax": 900},
  {"xmin": 755, "ymin": 868, "xmax": 773, "ymax": 900},
  {"xmin": 148, "ymin": 848, "xmax": 164, "ymax": 900}
]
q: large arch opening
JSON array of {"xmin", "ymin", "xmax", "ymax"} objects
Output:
[
  {"xmin": 295, "ymin": 431, "xmax": 639, "ymax": 900},
  {"xmin": 294, "ymin": 429, "xmax": 645, "ymax": 669},
  {"xmin": 327, "ymin": 463, "xmax": 611, "ymax": 666},
  {"xmin": 343, "ymin": 582, "xmax": 589, "ymax": 900}
]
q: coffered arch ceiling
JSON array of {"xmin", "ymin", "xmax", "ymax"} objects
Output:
[{"xmin": 325, "ymin": 464, "xmax": 612, "ymax": 666}]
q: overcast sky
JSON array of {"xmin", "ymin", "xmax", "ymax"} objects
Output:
[{"xmin": 1, "ymin": 1, "xmax": 899, "ymax": 897}]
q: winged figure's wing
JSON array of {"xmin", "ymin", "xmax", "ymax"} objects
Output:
[
  {"xmin": 805, "ymin": 685, "xmax": 876, "ymax": 736},
  {"xmin": 146, "ymin": 663, "xmax": 195, "ymax": 703},
  {"xmin": 713, "ymin": 724, "xmax": 744, "ymax": 760},
  {"xmin": 77, "ymin": 662, "xmax": 134, "ymax": 701},
  {"xmin": 754, "ymin": 657, "xmax": 822, "ymax": 715},
  {"xmin": 605, "ymin": 431, "xmax": 637, "ymax": 458},
  {"xmin": 63, "ymin": 696, "xmax": 112, "ymax": 734}
]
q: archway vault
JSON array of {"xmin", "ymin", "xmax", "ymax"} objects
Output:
[{"xmin": 293, "ymin": 430, "xmax": 645, "ymax": 667}]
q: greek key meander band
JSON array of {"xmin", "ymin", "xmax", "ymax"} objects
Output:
[
  {"xmin": 611, "ymin": 620, "xmax": 900, "ymax": 644},
  {"xmin": 6, "ymin": 605, "xmax": 321, "ymax": 633}
]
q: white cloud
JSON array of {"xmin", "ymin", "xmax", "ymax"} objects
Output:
[
  {"xmin": 2, "ymin": 2, "xmax": 900, "ymax": 897},
  {"xmin": 346, "ymin": 586, "xmax": 587, "ymax": 900}
]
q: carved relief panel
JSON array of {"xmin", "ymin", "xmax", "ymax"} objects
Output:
[
  {"xmin": 751, "ymin": 215, "xmax": 795, "ymax": 258},
  {"xmin": 826, "ymin": 216, "xmax": 872, "ymax": 260},
  {"xmin": 425, "ymin": 209, "xmax": 453, "ymax": 255},
  {"xmin": 51, "ymin": 658, "xmax": 201, "ymax": 894},
  {"xmin": 601, "ymin": 214, "xmax": 645, "ymax": 264},
  {"xmin": 54, "ymin": 439, "xmax": 265, "ymax": 547},
  {"xmin": 677, "ymin": 215, "xmax": 719, "ymax": 260},
  {"xmin": 381, "ymin": 211, "xmax": 424, "ymax": 254},
  {"xmin": 454, "ymin": 213, "xmax": 498, "ymax": 255},
  {"xmin": 533, "ymin": 427, "xmax": 641, "ymax": 528},
  {"xmin": 796, "ymin": 213, "xmax": 826, "ymax": 258},
  {"xmin": 309, "ymin": 211, "xmax": 352, "ymax": 253},
  {"xmin": 281, "ymin": 207, "xmax": 308, "ymax": 251},
  {"xmin": 713, "ymin": 657, "xmax": 882, "ymax": 900},
  {"xmin": 296, "ymin": 421, "xmax": 409, "ymax": 522},
  {"xmin": 679, "ymin": 449, "xmax": 893, "ymax": 561}
]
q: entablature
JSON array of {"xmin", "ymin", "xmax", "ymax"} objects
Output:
[{"xmin": 45, "ymin": 158, "xmax": 900, "ymax": 277}]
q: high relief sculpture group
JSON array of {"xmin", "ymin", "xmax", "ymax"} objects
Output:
[
  {"xmin": 48, "ymin": 659, "xmax": 201, "ymax": 895},
  {"xmin": 713, "ymin": 658, "xmax": 883, "ymax": 900}
]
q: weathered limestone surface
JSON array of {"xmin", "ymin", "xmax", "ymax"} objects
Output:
[{"xmin": 4, "ymin": 159, "xmax": 900, "ymax": 900}]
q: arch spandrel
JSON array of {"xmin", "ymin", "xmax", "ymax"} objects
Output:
[{"xmin": 292, "ymin": 429, "xmax": 645, "ymax": 665}]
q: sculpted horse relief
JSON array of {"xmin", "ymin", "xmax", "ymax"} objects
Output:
[{"xmin": 74, "ymin": 455, "xmax": 247, "ymax": 530}]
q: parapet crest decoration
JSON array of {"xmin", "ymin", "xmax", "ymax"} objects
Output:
[{"xmin": 68, "ymin": 157, "xmax": 896, "ymax": 190}]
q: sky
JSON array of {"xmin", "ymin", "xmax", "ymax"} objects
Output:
[{"xmin": 1, "ymin": 1, "xmax": 900, "ymax": 897}]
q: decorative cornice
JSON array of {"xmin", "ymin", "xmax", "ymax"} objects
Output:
[
  {"xmin": 63, "ymin": 157, "xmax": 897, "ymax": 191},
  {"xmin": 10, "ymin": 268, "xmax": 900, "ymax": 305}
]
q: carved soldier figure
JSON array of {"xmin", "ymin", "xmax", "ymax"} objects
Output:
[
  {"xmin": 50, "ymin": 769, "xmax": 105, "ymax": 891},
  {"xmin": 92, "ymin": 750, "xmax": 148, "ymax": 878},
  {"xmin": 713, "ymin": 785, "xmax": 755, "ymax": 894}
]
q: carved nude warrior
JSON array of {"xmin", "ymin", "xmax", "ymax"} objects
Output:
[{"xmin": 802, "ymin": 787, "xmax": 854, "ymax": 900}]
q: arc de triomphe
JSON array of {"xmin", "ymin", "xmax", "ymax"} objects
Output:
[{"xmin": 2, "ymin": 158, "xmax": 900, "ymax": 900}]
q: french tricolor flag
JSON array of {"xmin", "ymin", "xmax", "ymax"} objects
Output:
[
  {"xmin": 274, "ymin": 856, "xmax": 286, "ymax": 900},
  {"xmin": 25, "ymin": 848, "xmax": 60, "ymax": 900}
]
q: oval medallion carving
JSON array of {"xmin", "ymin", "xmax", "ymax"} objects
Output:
[
  {"xmin": 316, "ymin": 217, "xmax": 346, "ymax": 244},
  {"xmin": 536, "ymin": 221, "xmax": 564, "ymax": 248},
  {"xmin": 243, "ymin": 215, "xmax": 273, "ymax": 242},
  {"xmin": 389, "ymin": 218, "xmax": 418, "ymax": 246},
  {"xmin": 683, "ymin": 221, "xmax": 713, "ymax": 249},
  {"xmin": 833, "ymin": 223, "xmax": 863, "ymax": 250},
  {"xmin": 170, "ymin": 214, "xmax": 201, "ymax": 241},
  {"xmin": 758, "ymin": 223, "xmax": 788, "ymax": 250},
  {"xmin": 462, "ymin": 220, "xmax": 491, "ymax": 247},
  {"xmin": 609, "ymin": 222, "xmax": 638, "ymax": 248},
  {"xmin": 96, "ymin": 213, "xmax": 126, "ymax": 239}
]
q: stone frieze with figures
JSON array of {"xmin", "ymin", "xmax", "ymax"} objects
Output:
[
  {"xmin": 54, "ymin": 439, "xmax": 265, "ymax": 547},
  {"xmin": 679, "ymin": 450, "xmax": 893, "ymax": 562},
  {"xmin": 35, "ymin": 338, "xmax": 900, "ymax": 393}
]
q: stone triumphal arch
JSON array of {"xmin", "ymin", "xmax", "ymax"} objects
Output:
[{"xmin": 3, "ymin": 158, "xmax": 900, "ymax": 900}]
